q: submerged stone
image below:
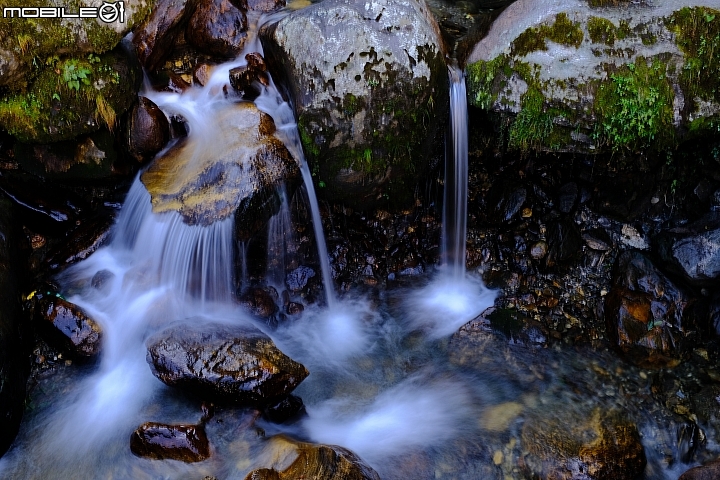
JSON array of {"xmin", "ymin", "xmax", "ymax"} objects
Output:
[
  {"xmin": 140, "ymin": 102, "xmax": 299, "ymax": 229},
  {"xmin": 130, "ymin": 422, "xmax": 210, "ymax": 462},
  {"xmin": 146, "ymin": 322, "xmax": 309, "ymax": 405},
  {"xmin": 244, "ymin": 437, "xmax": 380, "ymax": 480},
  {"xmin": 521, "ymin": 408, "xmax": 646, "ymax": 480}
]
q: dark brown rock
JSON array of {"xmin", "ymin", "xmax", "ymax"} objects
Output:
[
  {"xmin": 146, "ymin": 322, "xmax": 309, "ymax": 405},
  {"xmin": 186, "ymin": 0, "xmax": 248, "ymax": 58},
  {"xmin": 521, "ymin": 408, "xmax": 646, "ymax": 480},
  {"xmin": 546, "ymin": 217, "xmax": 582, "ymax": 267},
  {"xmin": 263, "ymin": 394, "xmax": 305, "ymax": 423},
  {"xmin": 126, "ymin": 97, "xmax": 170, "ymax": 163},
  {"xmin": 244, "ymin": 440, "xmax": 380, "ymax": 480},
  {"xmin": 133, "ymin": 0, "xmax": 199, "ymax": 72},
  {"xmin": 679, "ymin": 459, "xmax": 720, "ymax": 480},
  {"xmin": 45, "ymin": 213, "xmax": 114, "ymax": 271},
  {"xmin": 605, "ymin": 251, "xmax": 688, "ymax": 366},
  {"xmin": 36, "ymin": 295, "xmax": 102, "ymax": 357},
  {"xmin": 286, "ymin": 302, "xmax": 304, "ymax": 315},
  {"xmin": 239, "ymin": 286, "xmax": 279, "ymax": 318},
  {"xmin": 193, "ymin": 63, "xmax": 213, "ymax": 86},
  {"xmin": 229, "ymin": 52, "xmax": 270, "ymax": 100},
  {"xmin": 130, "ymin": 422, "xmax": 210, "ymax": 462}
]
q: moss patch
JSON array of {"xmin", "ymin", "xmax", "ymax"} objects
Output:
[
  {"xmin": 588, "ymin": 17, "xmax": 618, "ymax": 46},
  {"xmin": 666, "ymin": 7, "xmax": 720, "ymax": 105},
  {"xmin": 466, "ymin": 55, "xmax": 510, "ymax": 109},
  {"xmin": 593, "ymin": 57, "xmax": 675, "ymax": 151},
  {"xmin": 512, "ymin": 13, "xmax": 584, "ymax": 57},
  {"xmin": 0, "ymin": 51, "xmax": 140, "ymax": 143}
]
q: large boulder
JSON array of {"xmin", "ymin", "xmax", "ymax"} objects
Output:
[
  {"xmin": 465, "ymin": 0, "xmax": 720, "ymax": 153},
  {"xmin": 0, "ymin": 197, "xmax": 29, "ymax": 457},
  {"xmin": 260, "ymin": 0, "xmax": 448, "ymax": 208},
  {"xmin": 145, "ymin": 322, "xmax": 309, "ymax": 405},
  {"xmin": 657, "ymin": 213, "xmax": 720, "ymax": 284},
  {"xmin": 140, "ymin": 102, "xmax": 299, "ymax": 231},
  {"xmin": 244, "ymin": 436, "xmax": 381, "ymax": 480},
  {"xmin": 0, "ymin": 0, "xmax": 153, "ymax": 91},
  {"xmin": 185, "ymin": 0, "xmax": 248, "ymax": 58},
  {"xmin": 0, "ymin": 48, "xmax": 141, "ymax": 143},
  {"xmin": 604, "ymin": 251, "xmax": 689, "ymax": 366}
]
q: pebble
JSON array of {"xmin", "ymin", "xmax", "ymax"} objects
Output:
[{"xmin": 493, "ymin": 451, "xmax": 503, "ymax": 465}]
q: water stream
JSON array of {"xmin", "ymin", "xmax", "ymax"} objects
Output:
[{"xmin": 0, "ymin": 9, "xmax": 708, "ymax": 480}]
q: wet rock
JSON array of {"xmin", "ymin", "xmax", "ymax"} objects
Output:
[
  {"xmin": 657, "ymin": 214, "xmax": 720, "ymax": 283},
  {"xmin": 263, "ymin": 394, "xmax": 305, "ymax": 423},
  {"xmin": 545, "ymin": 217, "xmax": 582, "ymax": 267},
  {"xmin": 186, "ymin": 0, "xmax": 248, "ymax": 58},
  {"xmin": 557, "ymin": 182, "xmax": 578, "ymax": 214},
  {"xmin": 146, "ymin": 322, "xmax": 309, "ymax": 405},
  {"xmin": 239, "ymin": 286, "xmax": 279, "ymax": 318},
  {"xmin": 244, "ymin": 438, "xmax": 380, "ymax": 480},
  {"xmin": 605, "ymin": 251, "xmax": 688, "ymax": 366},
  {"xmin": 193, "ymin": 63, "xmax": 213, "ymax": 86},
  {"xmin": 286, "ymin": 302, "xmax": 304, "ymax": 315},
  {"xmin": 286, "ymin": 266, "xmax": 315, "ymax": 292},
  {"xmin": 125, "ymin": 97, "xmax": 170, "ymax": 163},
  {"xmin": 45, "ymin": 213, "xmax": 114, "ymax": 271},
  {"xmin": 582, "ymin": 228, "xmax": 612, "ymax": 251},
  {"xmin": 529, "ymin": 240, "xmax": 547, "ymax": 260},
  {"xmin": 679, "ymin": 459, "xmax": 720, "ymax": 480},
  {"xmin": 141, "ymin": 102, "xmax": 299, "ymax": 232},
  {"xmin": 487, "ymin": 184, "xmax": 526, "ymax": 224},
  {"xmin": 133, "ymin": 0, "xmax": 199, "ymax": 72},
  {"xmin": 521, "ymin": 408, "xmax": 646, "ymax": 480},
  {"xmin": 229, "ymin": 52, "xmax": 270, "ymax": 101},
  {"xmin": 35, "ymin": 295, "xmax": 102, "ymax": 358},
  {"xmin": 130, "ymin": 422, "xmax": 210, "ymax": 462},
  {"xmin": 247, "ymin": 0, "xmax": 285, "ymax": 12},
  {"xmin": 260, "ymin": 0, "xmax": 447, "ymax": 208},
  {"xmin": 0, "ymin": 197, "xmax": 29, "ymax": 457}
]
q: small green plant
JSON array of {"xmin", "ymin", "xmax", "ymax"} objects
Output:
[{"xmin": 62, "ymin": 61, "xmax": 92, "ymax": 91}]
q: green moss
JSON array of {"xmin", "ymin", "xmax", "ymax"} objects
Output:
[
  {"xmin": 592, "ymin": 57, "xmax": 675, "ymax": 151},
  {"xmin": 588, "ymin": 17, "xmax": 618, "ymax": 46},
  {"xmin": 512, "ymin": 13, "xmax": 584, "ymax": 57},
  {"xmin": 509, "ymin": 87, "xmax": 553, "ymax": 151},
  {"xmin": 466, "ymin": 55, "xmax": 509, "ymax": 109},
  {"xmin": 617, "ymin": 20, "xmax": 633, "ymax": 40},
  {"xmin": 0, "ymin": 52, "xmax": 139, "ymax": 143},
  {"xmin": 666, "ymin": 7, "xmax": 720, "ymax": 104}
]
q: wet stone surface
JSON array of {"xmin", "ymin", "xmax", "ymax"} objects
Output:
[
  {"xmin": 34, "ymin": 294, "xmax": 102, "ymax": 358},
  {"xmin": 130, "ymin": 422, "xmax": 211, "ymax": 462}
]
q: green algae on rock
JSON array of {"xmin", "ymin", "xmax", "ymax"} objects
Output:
[
  {"xmin": 260, "ymin": 0, "xmax": 447, "ymax": 208},
  {"xmin": 465, "ymin": 0, "xmax": 720, "ymax": 153},
  {"xmin": 0, "ymin": 49, "xmax": 141, "ymax": 143}
]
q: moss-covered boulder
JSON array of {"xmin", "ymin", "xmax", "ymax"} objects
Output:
[
  {"xmin": 0, "ymin": 48, "xmax": 141, "ymax": 143},
  {"xmin": 260, "ymin": 0, "xmax": 448, "ymax": 209},
  {"xmin": 465, "ymin": 0, "xmax": 720, "ymax": 153},
  {"xmin": 0, "ymin": 0, "xmax": 153, "ymax": 91}
]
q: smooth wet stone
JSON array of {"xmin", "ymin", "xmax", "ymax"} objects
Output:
[
  {"xmin": 45, "ymin": 213, "xmax": 114, "ymax": 271},
  {"xmin": 244, "ymin": 438, "xmax": 380, "ymax": 480},
  {"xmin": 229, "ymin": 52, "xmax": 270, "ymax": 100},
  {"xmin": 0, "ymin": 197, "xmax": 29, "ymax": 457},
  {"xmin": 36, "ymin": 295, "xmax": 102, "ymax": 358},
  {"xmin": 130, "ymin": 422, "xmax": 210, "ymax": 462},
  {"xmin": 125, "ymin": 97, "xmax": 170, "ymax": 163},
  {"xmin": 133, "ymin": 0, "xmax": 199, "ymax": 72},
  {"xmin": 263, "ymin": 394, "xmax": 305, "ymax": 423},
  {"xmin": 486, "ymin": 184, "xmax": 527, "ymax": 224},
  {"xmin": 679, "ymin": 459, "xmax": 720, "ymax": 480},
  {"xmin": 605, "ymin": 251, "xmax": 688, "ymax": 366},
  {"xmin": 286, "ymin": 266, "xmax": 315, "ymax": 292},
  {"xmin": 582, "ymin": 227, "xmax": 612, "ymax": 251},
  {"xmin": 545, "ymin": 217, "xmax": 582, "ymax": 267},
  {"xmin": 521, "ymin": 408, "xmax": 646, "ymax": 480},
  {"xmin": 140, "ymin": 102, "xmax": 299, "ymax": 230},
  {"xmin": 146, "ymin": 322, "xmax": 309, "ymax": 405},
  {"xmin": 186, "ymin": 0, "xmax": 248, "ymax": 58}
]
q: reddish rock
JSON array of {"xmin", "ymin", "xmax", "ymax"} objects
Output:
[
  {"xmin": 247, "ymin": 0, "xmax": 284, "ymax": 12},
  {"xmin": 133, "ymin": 0, "xmax": 199, "ymax": 72},
  {"xmin": 680, "ymin": 459, "xmax": 720, "ymax": 480},
  {"xmin": 186, "ymin": 0, "xmax": 248, "ymax": 58},
  {"xmin": 130, "ymin": 422, "xmax": 210, "ymax": 462},
  {"xmin": 126, "ymin": 97, "xmax": 170, "ymax": 163},
  {"xmin": 229, "ymin": 52, "xmax": 270, "ymax": 100},
  {"xmin": 36, "ymin": 295, "xmax": 102, "ymax": 357}
]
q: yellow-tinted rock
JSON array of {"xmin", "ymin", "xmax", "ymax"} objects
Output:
[{"xmin": 141, "ymin": 102, "xmax": 298, "ymax": 227}]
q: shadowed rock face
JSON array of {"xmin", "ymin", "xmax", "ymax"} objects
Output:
[
  {"xmin": 36, "ymin": 296, "xmax": 103, "ymax": 358},
  {"xmin": 244, "ymin": 437, "xmax": 381, "ymax": 480},
  {"xmin": 130, "ymin": 422, "xmax": 210, "ymax": 462},
  {"xmin": 140, "ymin": 102, "xmax": 299, "ymax": 228},
  {"xmin": 146, "ymin": 322, "xmax": 309, "ymax": 405}
]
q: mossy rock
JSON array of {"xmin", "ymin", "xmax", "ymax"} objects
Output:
[
  {"xmin": 0, "ymin": 48, "xmax": 141, "ymax": 143},
  {"xmin": 260, "ymin": 0, "xmax": 448, "ymax": 209},
  {"xmin": 0, "ymin": 0, "xmax": 154, "ymax": 91},
  {"xmin": 465, "ymin": 0, "xmax": 720, "ymax": 154}
]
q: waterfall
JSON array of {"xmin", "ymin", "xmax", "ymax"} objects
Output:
[
  {"xmin": 442, "ymin": 66, "xmax": 469, "ymax": 280},
  {"xmin": 266, "ymin": 186, "xmax": 297, "ymax": 288}
]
